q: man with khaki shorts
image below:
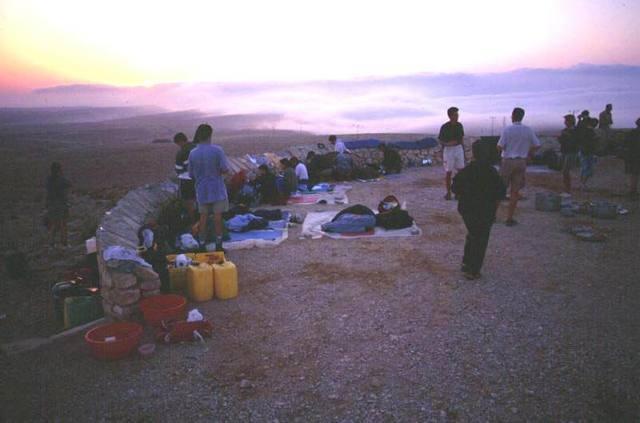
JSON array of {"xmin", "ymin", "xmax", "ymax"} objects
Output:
[
  {"xmin": 438, "ymin": 107, "xmax": 465, "ymax": 200},
  {"xmin": 497, "ymin": 107, "xmax": 541, "ymax": 226},
  {"xmin": 188, "ymin": 123, "xmax": 230, "ymax": 251}
]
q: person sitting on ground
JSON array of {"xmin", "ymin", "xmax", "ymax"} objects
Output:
[
  {"xmin": 558, "ymin": 114, "xmax": 579, "ymax": 194},
  {"xmin": 254, "ymin": 164, "xmax": 279, "ymax": 204},
  {"xmin": 45, "ymin": 162, "xmax": 71, "ymax": 248},
  {"xmin": 188, "ymin": 123, "xmax": 230, "ymax": 251},
  {"xmin": 329, "ymin": 134, "xmax": 351, "ymax": 154},
  {"xmin": 173, "ymin": 132, "xmax": 197, "ymax": 222},
  {"xmin": 291, "ymin": 156, "xmax": 310, "ymax": 191},
  {"xmin": 452, "ymin": 142, "xmax": 506, "ymax": 280},
  {"xmin": 438, "ymin": 106, "xmax": 465, "ymax": 200},
  {"xmin": 496, "ymin": 107, "xmax": 541, "ymax": 226},
  {"xmin": 378, "ymin": 142, "xmax": 402, "ymax": 174},
  {"xmin": 280, "ymin": 158, "xmax": 298, "ymax": 195},
  {"xmin": 305, "ymin": 151, "xmax": 320, "ymax": 186},
  {"xmin": 624, "ymin": 117, "xmax": 640, "ymax": 199},
  {"xmin": 577, "ymin": 117, "xmax": 598, "ymax": 190},
  {"xmin": 334, "ymin": 151, "xmax": 354, "ymax": 181}
]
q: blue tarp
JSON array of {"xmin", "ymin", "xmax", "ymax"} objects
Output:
[{"xmin": 344, "ymin": 137, "xmax": 438, "ymax": 151}]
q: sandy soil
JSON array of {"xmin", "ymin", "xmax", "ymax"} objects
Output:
[{"xmin": 1, "ymin": 119, "xmax": 640, "ymax": 421}]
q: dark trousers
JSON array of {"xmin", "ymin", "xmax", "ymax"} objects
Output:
[{"xmin": 461, "ymin": 213, "xmax": 493, "ymax": 274}]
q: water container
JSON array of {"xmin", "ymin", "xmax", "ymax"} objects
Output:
[
  {"xmin": 194, "ymin": 251, "xmax": 225, "ymax": 265},
  {"xmin": 187, "ymin": 263, "xmax": 214, "ymax": 302},
  {"xmin": 168, "ymin": 266, "xmax": 188, "ymax": 293},
  {"xmin": 213, "ymin": 260, "xmax": 238, "ymax": 300},
  {"xmin": 63, "ymin": 296, "xmax": 104, "ymax": 329}
]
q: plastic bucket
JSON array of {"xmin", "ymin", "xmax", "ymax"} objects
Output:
[
  {"xmin": 84, "ymin": 322, "xmax": 143, "ymax": 360},
  {"xmin": 139, "ymin": 294, "xmax": 187, "ymax": 326}
]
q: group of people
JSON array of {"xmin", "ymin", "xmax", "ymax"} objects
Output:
[{"xmin": 441, "ymin": 104, "xmax": 639, "ymax": 280}]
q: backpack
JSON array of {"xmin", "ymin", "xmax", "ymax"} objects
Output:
[{"xmin": 375, "ymin": 208, "xmax": 414, "ymax": 230}]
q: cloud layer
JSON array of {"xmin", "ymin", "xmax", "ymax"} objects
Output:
[{"xmin": 1, "ymin": 64, "xmax": 638, "ymax": 133}]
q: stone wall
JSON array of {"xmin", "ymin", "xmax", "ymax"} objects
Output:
[{"xmin": 96, "ymin": 181, "xmax": 177, "ymax": 320}]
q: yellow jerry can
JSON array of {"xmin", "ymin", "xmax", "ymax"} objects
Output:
[
  {"xmin": 168, "ymin": 265, "xmax": 188, "ymax": 293},
  {"xmin": 213, "ymin": 260, "xmax": 238, "ymax": 300},
  {"xmin": 194, "ymin": 251, "xmax": 225, "ymax": 265},
  {"xmin": 187, "ymin": 263, "xmax": 214, "ymax": 302}
]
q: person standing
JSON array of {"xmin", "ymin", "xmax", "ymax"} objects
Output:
[
  {"xmin": 496, "ymin": 107, "xmax": 541, "ymax": 226},
  {"xmin": 291, "ymin": 156, "xmax": 310, "ymax": 190},
  {"xmin": 624, "ymin": 117, "xmax": 640, "ymax": 199},
  {"xmin": 173, "ymin": 132, "xmax": 197, "ymax": 222},
  {"xmin": 452, "ymin": 142, "xmax": 506, "ymax": 280},
  {"xmin": 188, "ymin": 124, "xmax": 230, "ymax": 251},
  {"xmin": 378, "ymin": 142, "xmax": 402, "ymax": 174},
  {"xmin": 598, "ymin": 104, "xmax": 613, "ymax": 129},
  {"xmin": 558, "ymin": 114, "xmax": 579, "ymax": 194},
  {"xmin": 577, "ymin": 117, "xmax": 598, "ymax": 190},
  {"xmin": 438, "ymin": 107, "xmax": 465, "ymax": 200},
  {"xmin": 45, "ymin": 162, "xmax": 71, "ymax": 248}
]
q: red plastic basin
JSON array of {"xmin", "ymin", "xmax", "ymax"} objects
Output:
[
  {"xmin": 139, "ymin": 294, "xmax": 187, "ymax": 326},
  {"xmin": 84, "ymin": 322, "xmax": 143, "ymax": 360}
]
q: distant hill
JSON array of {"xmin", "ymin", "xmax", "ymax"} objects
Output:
[{"xmin": 0, "ymin": 106, "xmax": 164, "ymax": 126}]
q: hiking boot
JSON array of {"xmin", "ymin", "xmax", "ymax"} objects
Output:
[
  {"xmin": 463, "ymin": 271, "xmax": 480, "ymax": 280},
  {"xmin": 505, "ymin": 218, "xmax": 518, "ymax": 227},
  {"xmin": 215, "ymin": 242, "xmax": 226, "ymax": 254}
]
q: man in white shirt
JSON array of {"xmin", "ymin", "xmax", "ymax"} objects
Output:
[
  {"xmin": 291, "ymin": 157, "xmax": 310, "ymax": 191},
  {"xmin": 329, "ymin": 135, "xmax": 351, "ymax": 154},
  {"xmin": 497, "ymin": 107, "xmax": 541, "ymax": 226}
]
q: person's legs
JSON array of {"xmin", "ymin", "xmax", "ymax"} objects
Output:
[
  {"xmin": 48, "ymin": 219, "xmax": 58, "ymax": 247},
  {"xmin": 198, "ymin": 204, "xmax": 210, "ymax": 245},
  {"xmin": 445, "ymin": 171, "xmax": 453, "ymax": 200},
  {"xmin": 507, "ymin": 159, "xmax": 526, "ymax": 224},
  {"xmin": 60, "ymin": 218, "xmax": 68, "ymax": 246},
  {"xmin": 212, "ymin": 198, "xmax": 230, "ymax": 251},
  {"xmin": 462, "ymin": 214, "xmax": 492, "ymax": 277},
  {"xmin": 562, "ymin": 168, "xmax": 571, "ymax": 193}
]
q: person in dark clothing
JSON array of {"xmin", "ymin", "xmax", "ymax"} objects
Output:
[
  {"xmin": 378, "ymin": 143, "xmax": 402, "ymax": 174},
  {"xmin": 280, "ymin": 158, "xmax": 298, "ymax": 195},
  {"xmin": 254, "ymin": 165, "xmax": 279, "ymax": 204},
  {"xmin": 577, "ymin": 117, "xmax": 598, "ymax": 189},
  {"xmin": 451, "ymin": 142, "xmax": 506, "ymax": 280},
  {"xmin": 46, "ymin": 162, "xmax": 72, "ymax": 248},
  {"xmin": 173, "ymin": 132, "xmax": 197, "ymax": 222},
  {"xmin": 558, "ymin": 114, "xmax": 579, "ymax": 193},
  {"xmin": 624, "ymin": 117, "xmax": 640, "ymax": 199}
]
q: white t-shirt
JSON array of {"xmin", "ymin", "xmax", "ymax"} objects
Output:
[
  {"xmin": 497, "ymin": 122, "xmax": 541, "ymax": 159},
  {"xmin": 295, "ymin": 162, "xmax": 309, "ymax": 180},
  {"xmin": 335, "ymin": 140, "xmax": 347, "ymax": 154}
]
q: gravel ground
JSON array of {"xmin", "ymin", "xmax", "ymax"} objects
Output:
[{"xmin": 2, "ymin": 157, "xmax": 640, "ymax": 422}]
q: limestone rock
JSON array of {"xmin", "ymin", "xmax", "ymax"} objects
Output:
[
  {"xmin": 112, "ymin": 272, "xmax": 138, "ymax": 290},
  {"xmin": 134, "ymin": 266, "xmax": 159, "ymax": 281},
  {"xmin": 112, "ymin": 288, "xmax": 141, "ymax": 305},
  {"xmin": 141, "ymin": 289, "xmax": 161, "ymax": 298}
]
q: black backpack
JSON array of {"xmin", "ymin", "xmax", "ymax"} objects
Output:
[{"xmin": 375, "ymin": 207, "xmax": 414, "ymax": 230}]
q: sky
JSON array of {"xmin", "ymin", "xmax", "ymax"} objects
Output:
[
  {"xmin": 0, "ymin": 1, "xmax": 639, "ymax": 133},
  {"xmin": 1, "ymin": 0, "xmax": 639, "ymax": 90}
]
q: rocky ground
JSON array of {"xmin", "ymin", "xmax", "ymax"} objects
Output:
[{"xmin": 2, "ymin": 153, "xmax": 639, "ymax": 421}]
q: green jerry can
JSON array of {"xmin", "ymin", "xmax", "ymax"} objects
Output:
[{"xmin": 63, "ymin": 296, "xmax": 104, "ymax": 330}]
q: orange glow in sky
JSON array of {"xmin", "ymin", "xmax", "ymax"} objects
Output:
[{"xmin": 1, "ymin": 0, "xmax": 639, "ymax": 91}]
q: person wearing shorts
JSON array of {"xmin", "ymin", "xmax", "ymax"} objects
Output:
[
  {"xmin": 497, "ymin": 107, "xmax": 541, "ymax": 226},
  {"xmin": 188, "ymin": 124, "xmax": 230, "ymax": 251},
  {"xmin": 558, "ymin": 114, "xmax": 579, "ymax": 193},
  {"xmin": 624, "ymin": 117, "xmax": 640, "ymax": 199},
  {"xmin": 438, "ymin": 107, "xmax": 465, "ymax": 200}
]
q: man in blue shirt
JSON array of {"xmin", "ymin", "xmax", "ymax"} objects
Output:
[{"xmin": 188, "ymin": 124, "xmax": 230, "ymax": 251}]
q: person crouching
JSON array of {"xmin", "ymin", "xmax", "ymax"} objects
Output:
[{"xmin": 452, "ymin": 141, "xmax": 507, "ymax": 280}]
